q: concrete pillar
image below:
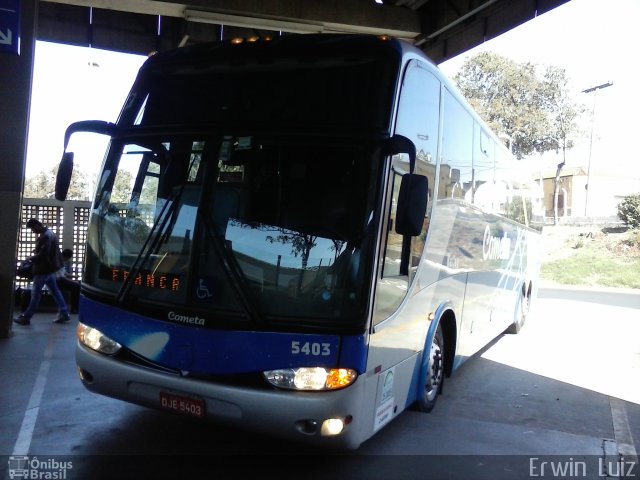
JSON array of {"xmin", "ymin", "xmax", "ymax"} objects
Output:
[{"xmin": 0, "ymin": 0, "xmax": 37, "ymax": 338}]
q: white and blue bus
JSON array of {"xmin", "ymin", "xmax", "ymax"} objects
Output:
[{"xmin": 56, "ymin": 34, "xmax": 539, "ymax": 449}]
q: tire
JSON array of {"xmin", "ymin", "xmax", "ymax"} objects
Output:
[
  {"xmin": 507, "ymin": 284, "xmax": 530, "ymax": 334},
  {"xmin": 416, "ymin": 324, "xmax": 445, "ymax": 412}
]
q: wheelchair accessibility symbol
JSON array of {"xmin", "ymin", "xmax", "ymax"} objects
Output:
[{"xmin": 196, "ymin": 278, "xmax": 215, "ymax": 301}]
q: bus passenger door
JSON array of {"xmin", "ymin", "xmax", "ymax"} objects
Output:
[
  {"xmin": 372, "ymin": 60, "xmax": 438, "ymax": 331},
  {"xmin": 368, "ymin": 61, "xmax": 439, "ymax": 416}
]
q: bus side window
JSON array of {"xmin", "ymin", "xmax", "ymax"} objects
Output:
[
  {"xmin": 374, "ymin": 61, "xmax": 439, "ymax": 325},
  {"xmin": 494, "ymin": 148, "xmax": 532, "ymax": 224},
  {"xmin": 439, "ymin": 89, "xmax": 473, "ymax": 203},
  {"xmin": 472, "ymin": 126, "xmax": 495, "ymax": 210},
  {"xmin": 381, "ymin": 167, "xmax": 404, "ymax": 278}
]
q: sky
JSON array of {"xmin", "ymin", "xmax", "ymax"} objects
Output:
[
  {"xmin": 25, "ymin": 0, "xmax": 640, "ymax": 181},
  {"xmin": 26, "ymin": 44, "xmax": 145, "ymax": 178},
  {"xmin": 439, "ymin": 0, "xmax": 640, "ymax": 178}
]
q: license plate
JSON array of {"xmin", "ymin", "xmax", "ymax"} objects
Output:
[{"xmin": 159, "ymin": 391, "xmax": 205, "ymax": 419}]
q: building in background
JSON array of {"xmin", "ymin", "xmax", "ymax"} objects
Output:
[{"xmin": 537, "ymin": 167, "xmax": 640, "ymax": 222}]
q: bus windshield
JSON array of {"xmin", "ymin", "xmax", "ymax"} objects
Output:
[
  {"xmin": 119, "ymin": 39, "xmax": 397, "ymax": 132},
  {"xmin": 84, "ymin": 133, "xmax": 381, "ymax": 330}
]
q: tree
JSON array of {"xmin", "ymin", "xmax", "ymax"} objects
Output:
[
  {"xmin": 618, "ymin": 194, "xmax": 640, "ymax": 229},
  {"xmin": 539, "ymin": 67, "xmax": 584, "ymax": 224},
  {"xmin": 111, "ymin": 170, "xmax": 135, "ymax": 203},
  {"xmin": 455, "ymin": 52, "xmax": 548, "ymax": 159},
  {"xmin": 24, "ymin": 170, "xmax": 56, "ymax": 199},
  {"xmin": 24, "ymin": 166, "xmax": 94, "ymax": 200},
  {"xmin": 455, "ymin": 52, "xmax": 583, "ymax": 223}
]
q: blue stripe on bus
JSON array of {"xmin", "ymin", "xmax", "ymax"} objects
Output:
[
  {"xmin": 79, "ymin": 298, "xmax": 367, "ymax": 375},
  {"xmin": 338, "ymin": 334, "xmax": 368, "ymax": 373}
]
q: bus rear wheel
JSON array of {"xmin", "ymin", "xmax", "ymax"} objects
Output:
[
  {"xmin": 417, "ymin": 324, "xmax": 444, "ymax": 412},
  {"xmin": 507, "ymin": 284, "xmax": 530, "ymax": 334}
]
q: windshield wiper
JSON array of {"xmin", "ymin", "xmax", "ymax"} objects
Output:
[
  {"xmin": 116, "ymin": 141, "xmax": 200, "ymax": 303},
  {"xmin": 116, "ymin": 186, "xmax": 185, "ymax": 304},
  {"xmin": 198, "ymin": 210, "xmax": 262, "ymax": 324}
]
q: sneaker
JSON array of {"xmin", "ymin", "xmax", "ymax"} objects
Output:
[
  {"xmin": 53, "ymin": 314, "xmax": 71, "ymax": 324},
  {"xmin": 13, "ymin": 315, "xmax": 31, "ymax": 325}
]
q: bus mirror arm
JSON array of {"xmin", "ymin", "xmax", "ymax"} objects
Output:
[
  {"xmin": 62, "ymin": 120, "xmax": 117, "ymax": 151},
  {"xmin": 55, "ymin": 120, "xmax": 118, "ymax": 201},
  {"xmin": 383, "ymin": 134, "xmax": 417, "ymax": 173}
]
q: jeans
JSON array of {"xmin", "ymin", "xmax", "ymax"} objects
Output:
[
  {"xmin": 56, "ymin": 277, "xmax": 80, "ymax": 312},
  {"xmin": 23, "ymin": 273, "xmax": 69, "ymax": 319}
]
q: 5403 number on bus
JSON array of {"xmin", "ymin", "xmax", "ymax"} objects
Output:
[{"xmin": 291, "ymin": 341, "xmax": 331, "ymax": 356}]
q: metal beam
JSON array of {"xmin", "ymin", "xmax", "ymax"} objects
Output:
[
  {"xmin": 42, "ymin": 0, "xmax": 422, "ymax": 37},
  {"xmin": 41, "ymin": 0, "xmax": 185, "ymax": 17},
  {"xmin": 420, "ymin": 0, "xmax": 571, "ymax": 63}
]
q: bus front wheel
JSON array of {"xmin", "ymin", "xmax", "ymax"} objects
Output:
[{"xmin": 417, "ymin": 324, "xmax": 444, "ymax": 412}]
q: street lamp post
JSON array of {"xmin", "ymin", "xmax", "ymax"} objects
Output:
[{"xmin": 582, "ymin": 81, "xmax": 613, "ymax": 217}]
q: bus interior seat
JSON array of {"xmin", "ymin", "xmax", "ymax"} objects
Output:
[{"xmin": 211, "ymin": 186, "xmax": 246, "ymax": 235}]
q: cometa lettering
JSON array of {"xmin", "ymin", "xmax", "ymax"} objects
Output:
[
  {"xmin": 168, "ymin": 311, "xmax": 206, "ymax": 326},
  {"xmin": 482, "ymin": 225, "xmax": 511, "ymax": 261}
]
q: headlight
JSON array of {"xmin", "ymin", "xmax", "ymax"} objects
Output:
[
  {"xmin": 77, "ymin": 322, "xmax": 122, "ymax": 355},
  {"xmin": 264, "ymin": 367, "xmax": 357, "ymax": 391}
]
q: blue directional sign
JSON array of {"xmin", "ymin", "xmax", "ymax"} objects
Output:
[{"xmin": 0, "ymin": 0, "xmax": 20, "ymax": 55}]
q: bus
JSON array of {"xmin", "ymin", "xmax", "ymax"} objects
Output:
[{"xmin": 55, "ymin": 34, "xmax": 539, "ymax": 449}]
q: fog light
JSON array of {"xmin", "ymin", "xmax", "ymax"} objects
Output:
[
  {"xmin": 77, "ymin": 322, "xmax": 122, "ymax": 355},
  {"xmin": 77, "ymin": 366, "xmax": 93, "ymax": 383},
  {"xmin": 295, "ymin": 419, "xmax": 318, "ymax": 435},
  {"xmin": 321, "ymin": 418, "xmax": 344, "ymax": 436}
]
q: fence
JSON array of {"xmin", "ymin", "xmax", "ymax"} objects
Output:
[{"xmin": 16, "ymin": 198, "xmax": 91, "ymax": 288}]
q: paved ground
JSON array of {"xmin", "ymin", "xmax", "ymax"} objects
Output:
[{"xmin": 1, "ymin": 286, "xmax": 638, "ymax": 479}]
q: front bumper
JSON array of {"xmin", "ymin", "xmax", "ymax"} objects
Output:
[{"xmin": 76, "ymin": 342, "xmax": 367, "ymax": 449}]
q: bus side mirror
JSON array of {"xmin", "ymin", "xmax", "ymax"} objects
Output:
[
  {"xmin": 395, "ymin": 174, "xmax": 428, "ymax": 236},
  {"xmin": 55, "ymin": 152, "xmax": 74, "ymax": 201},
  {"xmin": 55, "ymin": 120, "xmax": 117, "ymax": 201}
]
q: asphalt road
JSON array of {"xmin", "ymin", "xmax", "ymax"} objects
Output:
[{"xmin": 1, "ymin": 286, "xmax": 638, "ymax": 480}]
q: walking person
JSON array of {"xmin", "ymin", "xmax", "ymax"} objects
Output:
[{"xmin": 14, "ymin": 218, "xmax": 71, "ymax": 325}]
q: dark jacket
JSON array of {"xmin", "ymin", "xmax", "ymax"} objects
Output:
[{"xmin": 31, "ymin": 228, "xmax": 64, "ymax": 275}]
